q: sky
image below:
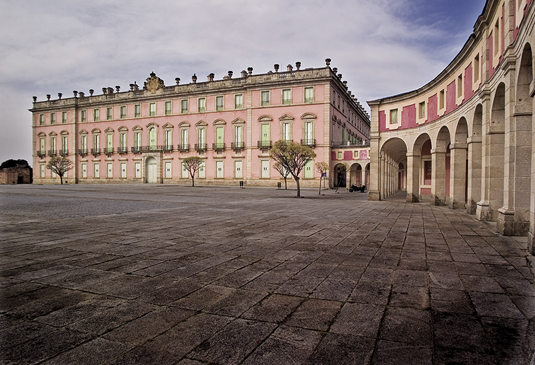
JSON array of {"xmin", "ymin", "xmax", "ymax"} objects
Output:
[{"xmin": 0, "ymin": 0, "xmax": 487, "ymax": 165}]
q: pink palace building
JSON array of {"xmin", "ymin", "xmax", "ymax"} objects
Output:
[
  {"xmin": 368, "ymin": 0, "xmax": 535, "ymax": 252},
  {"xmin": 31, "ymin": 60, "xmax": 370, "ymax": 188}
]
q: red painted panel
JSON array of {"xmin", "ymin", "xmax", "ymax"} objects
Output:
[
  {"xmin": 379, "ymin": 110, "xmax": 387, "ymax": 132},
  {"xmin": 464, "ymin": 64, "xmax": 474, "ymax": 102},
  {"xmin": 422, "ymin": 140, "xmax": 432, "ymax": 155},
  {"xmin": 427, "ymin": 94, "xmax": 438, "ymax": 123},
  {"xmin": 402, "ymin": 104, "xmax": 417, "ymax": 128},
  {"xmin": 446, "ymin": 81, "xmax": 456, "ymax": 114},
  {"xmin": 344, "ymin": 151, "xmax": 353, "ymax": 160},
  {"xmin": 421, "ymin": 188, "xmax": 431, "ymax": 196},
  {"xmin": 331, "ymin": 151, "xmax": 336, "ymax": 160},
  {"xmin": 359, "ymin": 150, "xmax": 368, "ymax": 160}
]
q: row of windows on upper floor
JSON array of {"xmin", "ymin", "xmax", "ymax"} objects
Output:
[
  {"xmin": 386, "ymin": 52, "xmax": 482, "ymax": 126},
  {"xmin": 331, "ymin": 90, "xmax": 368, "ymax": 131},
  {"xmin": 37, "ymin": 87, "xmax": 316, "ymax": 126}
]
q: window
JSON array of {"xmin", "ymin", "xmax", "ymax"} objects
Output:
[
  {"xmin": 261, "ymin": 91, "xmax": 270, "ymax": 106},
  {"xmin": 389, "ymin": 109, "xmax": 398, "ymax": 124},
  {"xmin": 337, "ymin": 151, "xmax": 343, "ymax": 159},
  {"xmin": 457, "ymin": 74, "xmax": 463, "ymax": 98},
  {"xmin": 304, "ymin": 121, "xmax": 314, "ymax": 144},
  {"xmin": 81, "ymin": 110, "xmax": 86, "ymax": 123},
  {"xmin": 120, "ymin": 106, "xmax": 126, "ymax": 119},
  {"xmin": 93, "ymin": 109, "xmax": 100, "ymax": 121},
  {"xmin": 120, "ymin": 133, "xmax": 126, "ymax": 151},
  {"xmin": 135, "ymin": 162, "xmax": 141, "ymax": 178},
  {"xmin": 94, "ymin": 163, "xmax": 100, "ymax": 178},
  {"xmin": 149, "ymin": 127, "xmax": 157, "ymax": 149},
  {"xmin": 107, "ymin": 108, "xmax": 112, "ymax": 120},
  {"xmin": 134, "ymin": 104, "xmax": 141, "ymax": 117},
  {"xmin": 198, "ymin": 98, "xmax": 206, "ymax": 112},
  {"xmin": 181, "ymin": 99, "xmax": 188, "ymax": 113},
  {"xmin": 423, "ymin": 160, "xmax": 432, "ymax": 185},
  {"xmin": 494, "ymin": 20, "xmax": 500, "ymax": 55},
  {"xmin": 234, "ymin": 125, "xmax": 243, "ymax": 145},
  {"xmin": 235, "ymin": 94, "xmax": 243, "ymax": 109},
  {"xmin": 353, "ymin": 151, "xmax": 359, "ymax": 159},
  {"xmin": 164, "ymin": 129, "xmax": 172, "ymax": 149},
  {"xmin": 342, "ymin": 129, "xmax": 347, "ymax": 144},
  {"xmin": 40, "ymin": 164, "xmax": 45, "ymax": 178},
  {"xmin": 181, "ymin": 162, "xmax": 189, "ymax": 178},
  {"xmin": 260, "ymin": 124, "xmax": 270, "ymax": 147},
  {"xmin": 120, "ymin": 163, "xmax": 126, "ymax": 178},
  {"xmin": 216, "ymin": 160, "xmax": 224, "ymax": 178},
  {"xmin": 81, "ymin": 163, "xmax": 87, "ymax": 178},
  {"xmin": 134, "ymin": 131, "xmax": 141, "ymax": 148},
  {"xmin": 282, "ymin": 89, "xmax": 291, "ymax": 104},
  {"xmin": 181, "ymin": 128, "xmax": 188, "ymax": 147},
  {"xmin": 106, "ymin": 134, "xmax": 113, "ymax": 153},
  {"xmin": 93, "ymin": 134, "xmax": 100, "ymax": 150},
  {"xmin": 39, "ymin": 114, "xmax": 44, "ymax": 126},
  {"xmin": 107, "ymin": 163, "xmax": 113, "ymax": 178},
  {"xmin": 149, "ymin": 103, "xmax": 156, "ymax": 116},
  {"xmin": 304, "ymin": 87, "xmax": 314, "ymax": 103},
  {"xmin": 419, "ymin": 102, "xmax": 426, "ymax": 119},
  {"xmin": 304, "ymin": 160, "xmax": 313, "ymax": 178},
  {"xmin": 235, "ymin": 160, "xmax": 243, "ymax": 179},
  {"xmin": 62, "ymin": 112, "xmax": 67, "ymax": 124},
  {"xmin": 50, "ymin": 113, "xmax": 56, "ymax": 124},
  {"xmin": 216, "ymin": 96, "xmax": 224, "ymax": 111},
  {"xmin": 261, "ymin": 160, "xmax": 270, "ymax": 178},
  {"xmin": 199, "ymin": 163, "xmax": 206, "ymax": 178},
  {"xmin": 62, "ymin": 136, "xmax": 68, "ymax": 153},
  {"xmin": 39, "ymin": 137, "xmax": 45, "ymax": 154},
  {"xmin": 439, "ymin": 89, "xmax": 445, "ymax": 110},
  {"xmin": 80, "ymin": 135, "xmax": 87, "ymax": 152},
  {"xmin": 282, "ymin": 123, "xmax": 291, "ymax": 141},
  {"xmin": 50, "ymin": 136, "xmax": 56, "ymax": 153},
  {"xmin": 165, "ymin": 161, "xmax": 172, "ymax": 178},
  {"xmin": 474, "ymin": 54, "xmax": 480, "ymax": 82},
  {"xmin": 215, "ymin": 126, "xmax": 224, "ymax": 149},
  {"xmin": 197, "ymin": 128, "xmax": 206, "ymax": 148},
  {"xmin": 165, "ymin": 101, "xmax": 172, "ymax": 115}
]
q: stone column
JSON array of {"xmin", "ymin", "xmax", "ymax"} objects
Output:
[
  {"xmin": 431, "ymin": 148, "xmax": 446, "ymax": 205},
  {"xmin": 466, "ymin": 136, "xmax": 482, "ymax": 214},
  {"xmin": 449, "ymin": 143, "xmax": 467, "ymax": 209},
  {"xmin": 368, "ymin": 102, "xmax": 381, "ymax": 201},
  {"xmin": 380, "ymin": 152, "xmax": 386, "ymax": 199},
  {"xmin": 406, "ymin": 153, "xmax": 420, "ymax": 202},
  {"xmin": 530, "ymin": 117, "xmax": 535, "ymax": 254}
]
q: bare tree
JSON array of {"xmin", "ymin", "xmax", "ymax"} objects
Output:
[
  {"xmin": 273, "ymin": 162, "xmax": 291, "ymax": 190},
  {"xmin": 182, "ymin": 156, "xmax": 203, "ymax": 186},
  {"xmin": 269, "ymin": 140, "xmax": 316, "ymax": 197},
  {"xmin": 315, "ymin": 161, "xmax": 329, "ymax": 194},
  {"xmin": 46, "ymin": 156, "xmax": 73, "ymax": 184}
]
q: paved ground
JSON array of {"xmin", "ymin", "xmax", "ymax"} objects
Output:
[{"xmin": 1, "ymin": 184, "xmax": 534, "ymax": 364}]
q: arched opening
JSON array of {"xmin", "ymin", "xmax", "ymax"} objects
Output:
[
  {"xmin": 433, "ymin": 126, "xmax": 451, "ymax": 206},
  {"xmin": 398, "ymin": 162, "xmax": 405, "ymax": 190},
  {"xmin": 334, "ymin": 163, "xmax": 347, "ymax": 188},
  {"xmin": 467, "ymin": 104, "xmax": 483, "ymax": 214},
  {"xmin": 412, "ymin": 134, "xmax": 432, "ymax": 202},
  {"xmin": 365, "ymin": 163, "xmax": 370, "ymax": 187},
  {"xmin": 349, "ymin": 163, "xmax": 363, "ymax": 187},
  {"xmin": 451, "ymin": 117, "xmax": 469, "ymax": 209},
  {"xmin": 146, "ymin": 157, "xmax": 158, "ymax": 183},
  {"xmin": 379, "ymin": 137, "xmax": 407, "ymax": 199}
]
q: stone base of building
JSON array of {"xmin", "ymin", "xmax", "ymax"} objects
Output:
[
  {"xmin": 368, "ymin": 190, "xmax": 381, "ymax": 201},
  {"xmin": 432, "ymin": 195, "xmax": 446, "ymax": 206},
  {"xmin": 528, "ymin": 232, "xmax": 535, "ymax": 255},
  {"xmin": 476, "ymin": 201, "xmax": 492, "ymax": 221},
  {"xmin": 497, "ymin": 208, "xmax": 530, "ymax": 236},
  {"xmin": 406, "ymin": 193, "xmax": 419, "ymax": 203},
  {"xmin": 466, "ymin": 199, "xmax": 478, "ymax": 215}
]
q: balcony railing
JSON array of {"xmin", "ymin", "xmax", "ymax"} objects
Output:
[
  {"xmin": 77, "ymin": 149, "xmax": 88, "ymax": 157},
  {"xmin": 103, "ymin": 147, "xmax": 114, "ymax": 157},
  {"xmin": 231, "ymin": 142, "xmax": 245, "ymax": 152},
  {"xmin": 160, "ymin": 145, "xmax": 174, "ymax": 152},
  {"xmin": 195, "ymin": 143, "xmax": 207, "ymax": 153},
  {"xmin": 301, "ymin": 139, "xmax": 316, "ymax": 148},
  {"xmin": 117, "ymin": 147, "xmax": 128, "ymax": 154},
  {"xmin": 212, "ymin": 143, "xmax": 225, "ymax": 152},
  {"xmin": 178, "ymin": 144, "xmax": 190, "ymax": 152},
  {"xmin": 48, "ymin": 150, "xmax": 57, "ymax": 157},
  {"xmin": 143, "ymin": 145, "xmax": 161, "ymax": 152},
  {"xmin": 59, "ymin": 149, "xmax": 69, "ymax": 157},
  {"xmin": 37, "ymin": 151, "xmax": 46, "ymax": 159},
  {"xmin": 90, "ymin": 148, "xmax": 100, "ymax": 156},
  {"xmin": 257, "ymin": 140, "xmax": 272, "ymax": 149},
  {"xmin": 131, "ymin": 146, "xmax": 142, "ymax": 154}
]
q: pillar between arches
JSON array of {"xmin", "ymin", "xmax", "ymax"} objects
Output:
[
  {"xmin": 466, "ymin": 136, "xmax": 482, "ymax": 214},
  {"xmin": 449, "ymin": 143, "xmax": 467, "ymax": 209},
  {"xmin": 406, "ymin": 152, "xmax": 420, "ymax": 203},
  {"xmin": 431, "ymin": 148, "xmax": 447, "ymax": 206}
]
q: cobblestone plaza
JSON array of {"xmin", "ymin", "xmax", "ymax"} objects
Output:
[{"xmin": 1, "ymin": 185, "xmax": 534, "ymax": 364}]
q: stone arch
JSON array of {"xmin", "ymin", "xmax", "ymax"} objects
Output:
[
  {"xmin": 145, "ymin": 156, "xmax": 158, "ymax": 184},
  {"xmin": 450, "ymin": 117, "xmax": 469, "ymax": 209},
  {"xmin": 333, "ymin": 163, "xmax": 347, "ymax": 188},
  {"xmin": 410, "ymin": 133, "xmax": 432, "ymax": 202},
  {"xmin": 379, "ymin": 137, "xmax": 407, "ymax": 199}
]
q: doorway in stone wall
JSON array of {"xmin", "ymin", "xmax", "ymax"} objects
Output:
[
  {"xmin": 334, "ymin": 163, "xmax": 346, "ymax": 188},
  {"xmin": 146, "ymin": 157, "xmax": 157, "ymax": 183}
]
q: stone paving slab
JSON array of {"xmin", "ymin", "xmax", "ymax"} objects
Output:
[{"xmin": 1, "ymin": 185, "xmax": 534, "ymax": 364}]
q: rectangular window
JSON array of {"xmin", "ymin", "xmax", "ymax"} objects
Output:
[
  {"xmin": 50, "ymin": 113, "xmax": 56, "ymax": 124},
  {"xmin": 199, "ymin": 164, "xmax": 205, "ymax": 178},
  {"xmin": 235, "ymin": 160, "xmax": 243, "ymax": 179},
  {"xmin": 439, "ymin": 90, "xmax": 445, "ymax": 110},
  {"xmin": 216, "ymin": 160, "xmax": 224, "ymax": 178},
  {"xmin": 337, "ymin": 151, "xmax": 342, "ymax": 159},
  {"xmin": 181, "ymin": 162, "xmax": 189, "ymax": 178},
  {"xmin": 107, "ymin": 163, "xmax": 113, "ymax": 178},
  {"xmin": 106, "ymin": 134, "xmax": 113, "ymax": 153},
  {"xmin": 419, "ymin": 102, "xmax": 426, "ymax": 119},
  {"xmin": 216, "ymin": 96, "xmax": 224, "ymax": 111},
  {"xmin": 261, "ymin": 160, "xmax": 270, "ymax": 178},
  {"xmin": 494, "ymin": 21, "xmax": 500, "ymax": 55},
  {"xmin": 423, "ymin": 160, "xmax": 432, "ymax": 185},
  {"xmin": 181, "ymin": 99, "xmax": 188, "ymax": 113},
  {"xmin": 134, "ymin": 104, "xmax": 141, "ymax": 117},
  {"xmin": 304, "ymin": 160, "xmax": 313, "ymax": 179},
  {"xmin": 457, "ymin": 74, "xmax": 463, "ymax": 98},
  {"xmin": 81, "ymin": 163, "xmax": 87, "ymax": 178},
  {"xmin": 198, "ymin": 98, "xmax": 206, "ymax": 112},
  {"xmin": 81, "ymin": 135, "xmax": 87, "ymax": 152},
  {"xmin": 234, "ymin": 125, "xmax": 243, "ymax": 144},
  {"xmin": 181, "ymin": 129, "xmax": 188, "ymax": 147},
  {"xmin": 94, "ymin": 163, "xmax": 100, "ymax": 178},
  {"xmin": 93, "ymin": 134, "xmax": 100, "ymax": 149},
  {"xmin": 134, "ymin": 132, "xmax": 141, "ymax": 148},
  {"xmin": 93, "ymin": 109, "xmax": 100, "ymax": 121},
  {"xmin": 120, "ymin": 163, "xmax": 126, "ymax": 178},
  {"xmin": 282, "ymin": 89, "xmax": 291, "ymax": 104},
  {"xmin": 165, "ymin": 101, "xmax": 172, "ymax": 115},
  {"xmin": 120, "ymin": 133, "xmax": 126, "ymax": 150},
  {"xmin": 135, "ymin": 162, "xmax": 141, "ymax": 178},
  {"xmin": 235, "ymin": 94, "xmax": 243, "ymax": 109},
  {"xmin": 304, "ymin": 121, "xmax": 314, "ymax": 144},
  {"xmin": 81, "ymin": 110, "xmax": 87, "ymax": 122},
  {"xmin": 62, "ymin": 136, "xmax": 68, "ymax": 153},
  {"xmin": 389, "ymin": 109, "xmax": 398, "ymax": 124},
  {"xmin": 261, "ymin": 91, "xmax": 270, "ymax": 106},
  {"xmin": 215, "ymin": 126, "xmax": 224, "ymax": 149},
  {"xmin": 107, "ymin": 107, "xmax": 113, "ymax": 120},
  {"xmin": 164, "ymin": 130, "xmax": 172, "ymax": 149},
  {"xmin": 197, "ymin": 128, "xmax": 206, "ymax": 145},
  {"xmin": 165, "ymin": 161, "xmax": 172, "ymax": 178},
  {"xmin": 39, "ymin": 114, "xmax": 44, "ymax": 125},
  {"xmin": 62, "ymin": 111, "xmax": 67, "ymax": 124},
  {"xmin": 474, "ymin": 54, "xmax": 480, "ymax": 82},
  {"xmin": 149, "ymin": 103, "xmax": 156, "ymax": 116},
  {"xmin": 260, "ymin": 124, "xmax": 270, "ymax": 146},
  {"xmin": 40, "ymin": 164, "xmax": 46, "ymax": 178},
  {"xmin": 353, "ymin": 151, "xmax": 359, "ymax": 159},
  {"xmin": 304, "ymin": 87, "xmax": 314, "ymax": 103},
  {"xmin": 282, "ymin": 123, "xmax": 291, "ymax": 141},
  {"xmin": 50, "ymin": 137, "xmax": 56, "ymax": 152},
  {"xmin": 120, "ymin": 106, "xmax": 126, "ymax": 119},
  {"xmin": 39, "ymin": 138, "xmax": 45, "ymax": 154}
]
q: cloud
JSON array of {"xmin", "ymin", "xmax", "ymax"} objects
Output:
[{"xmin": 0, "ymin": 0, "xmax": 485, "ymax": 164}]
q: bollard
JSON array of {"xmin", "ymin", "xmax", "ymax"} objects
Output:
[
  {"xmin": 240, "ymin": 180, "xmax": 244, "ymax": 189},
  {"xmin": 277, "ymin": 182, "xmax": 281, "ymax": 189}
]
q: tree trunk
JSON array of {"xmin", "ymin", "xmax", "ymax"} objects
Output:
[
  {"xmin": 59, "ymin": 174, "xmax": 63, "ymax": 185},
  {"xmin": 284, "ymin": 177, "xmax": 287, "ymax": 189},
  {"xmin": 295, "ymin": 177, "xmax": 301, "ymax": 197},
  {"xmin": 192, "ymin": 176, "xmax": 195, "ymax": 187},
  {"xmin": 318, "ymin": 176, "xmax": 322, "ymax": 194}
]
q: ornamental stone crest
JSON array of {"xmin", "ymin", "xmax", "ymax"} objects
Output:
[{"xmin": 144, "ymin": 72, "xmax": 165, "ymax": 94}]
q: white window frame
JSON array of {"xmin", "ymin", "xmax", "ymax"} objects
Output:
[
  {"xmin": 198, "ymin": 98, "xmax": 206, "ymax": 112},
  {"xmin": 261, "ymin": 90, "xmax": 270, "ymax": 106}
]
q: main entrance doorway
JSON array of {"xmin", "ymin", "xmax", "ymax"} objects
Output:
[{"xmin": 146, "ymin": 157, "xmax": 157, "ymax": 183}]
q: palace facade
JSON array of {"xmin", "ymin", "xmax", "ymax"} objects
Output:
[
  {"xmin": 31, "ymin": 61, "xmax": 370, "ymax": 188},
  {"xmin": 367, "ymin": 0, "xmax": 535, "ymax": 252}
]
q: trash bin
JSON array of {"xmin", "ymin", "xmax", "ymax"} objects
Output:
[
  {"xmin": 277, "ymin": 182, "xmax": 281, "ymax": 189},
  {"xmin": 240, "ymin": 180, "xmax": 244, "ymax": 188}
]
